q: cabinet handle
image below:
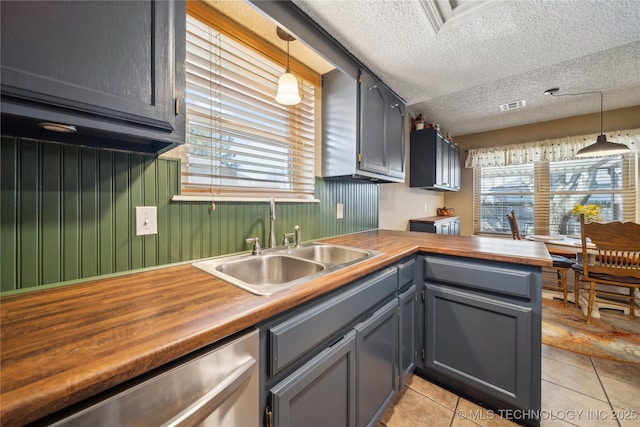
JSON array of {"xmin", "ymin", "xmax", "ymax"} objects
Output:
[
  {"xmin": 390, "ymin": 104, "xmax": 399, "ymax": 108},
  {"xmin": 166, "ymin": 357, "xmax": 256, "ymax": 427},
  {"xmin": 367, "ymin": 85, "xmax": 378, "ymax": 90}
]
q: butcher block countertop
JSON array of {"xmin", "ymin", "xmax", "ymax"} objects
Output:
[{"xmin": 0, "ymin": 229, "xmax": 551, "ymax": 425}]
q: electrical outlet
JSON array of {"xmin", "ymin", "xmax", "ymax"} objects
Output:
[
  {"xmin": 336, "ymin": 203, "xmax": 344, "ymax": 219},
  {"xmin": 136, "ymin": 206, "xmax": 157, "ymax": 236}
]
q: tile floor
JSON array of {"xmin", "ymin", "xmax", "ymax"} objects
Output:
[{"xmin": 379, "ymin": 344, "xmax": 640, "ymax": 427}]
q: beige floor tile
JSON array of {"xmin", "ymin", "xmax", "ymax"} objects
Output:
[
  {"xmin": 613, "ymin": 407, "xmax": 640, "ymax": 427},
  {"xmin": 405, "ymin": 374, "xmax": 459, "ymax": 410},
  {"xmin": 592, "ymin": 357, "xmax": 640, "ymax": 387},
  {"xmin": 542, "ymin": 357, "xmax": 607, "ymax": 401},
  {"xmin": 380, "ymin": 387, "xmax": 454, "ymax": 427},
  {"xmin": 455, "ymin": 399, "xmax": 520, "ymax": 427},
  {"xmin": 599, "ymin": 375, "xmax": 640, "ymax": 411},
  {"xmin": 540, "ymin": 416, "xmax": 580, "ymax": 427},
  {"xmin": 542, "ymin": 345, "xmax": 594, "ymax": 372},
  {"xmin": 541, "ymin": 380, "xmax": 619, "ymax": 427}
]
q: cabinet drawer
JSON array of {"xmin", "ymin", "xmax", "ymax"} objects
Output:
[
  {"xmin": 423, "ymin": 255, "xmax": 536, "ymax": 300},
  {"xmin": 397, "ymin": 257, "xmax": 415, "ymax": 290},
  {"xmin": 269, "ymin": 268, "xmax": 397, "ymax": 376}
]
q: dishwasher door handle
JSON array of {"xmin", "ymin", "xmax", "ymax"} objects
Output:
[{"xmin": 165, "ymin": 357, "xmax": 256, "ymax": 427}]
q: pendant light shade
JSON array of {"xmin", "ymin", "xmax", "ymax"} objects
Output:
[
  {"xmin": 544, "ymin": 88, "xmax": 630, "ymax": 158},
  {"xmin": 276, "ymin": 72, "xmax": 301, "ymax": 105},
  {"xmin": 275, "ymin": 27, "xmax": 301, "ymax": 106},
  {"xmin": 575, "ymin": 134, "xmax": 631, "ymax": 158}
]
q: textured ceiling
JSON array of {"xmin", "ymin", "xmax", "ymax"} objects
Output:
[{"xmin": 209, "ymin": 0, "xmax": 640, "ymax": 137}]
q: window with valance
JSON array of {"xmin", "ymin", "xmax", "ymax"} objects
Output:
[{"xmin": 469, "ymin": 129, "xmax": 639, "ymax": 236}]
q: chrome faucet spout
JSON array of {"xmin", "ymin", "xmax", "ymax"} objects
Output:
[
  {"xmin": 268, "ymin": 197, "xmax": 276, "ymax": 248},
  {"xmin": 294, "ymin": 225, "xmax": 301, "ymax": 247}
]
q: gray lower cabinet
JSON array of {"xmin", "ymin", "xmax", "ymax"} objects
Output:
[
  {"xmin": 261, "ymin": 266, "xmax": 401, "ymax": 427},
  {"xmin": 418, "ymin": 254, "xmax": 541, "ymax": 426},
  {"xmin": 270, "ymin": 330, "xmax": 357, "ymax": 427},
  {"xmin": 355, "ymin": 299, "xmax": 398, "ymax": 427}
]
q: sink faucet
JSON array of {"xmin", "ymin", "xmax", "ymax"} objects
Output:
[
  {"xmin": 282, "ymin": 232, "xmax": 295, "ymax": 249},
  {"xmin": 294, "ymin": 225, "xmax": 301, "ymax": 248},
  {"xmin": 269, "ymin": 197, "xmax": 276, "ymax": 249}
]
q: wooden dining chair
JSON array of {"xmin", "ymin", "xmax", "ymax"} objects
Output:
[
  {"xmin": 573, "ymin": 214, "xmax": 640, "ymax": 324},
  {"xmin": 507, "ymin": 210, "xmax": 575, "ymax": 306}
]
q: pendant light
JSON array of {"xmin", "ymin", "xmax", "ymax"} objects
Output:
[
  {"xmin": 275, "ymin": 27, "xmax": 301, "ymax": 106},
  {"xmin": 543, "ymin": 88, "xmax": 630, "ymax": 157}
]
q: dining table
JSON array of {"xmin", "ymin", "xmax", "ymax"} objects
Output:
[{"xmin": 525, "ymin": 234, "xmax": 631, "ymax": 319}]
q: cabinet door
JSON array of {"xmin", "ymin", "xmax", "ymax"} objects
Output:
[
  {"xmin": 270, "ymin": 330, "xmax": 357, "ymax": 427},
  {"xmin": 449, "ymin": 144, "xmax": 460, "ymax": 191},
  {"xmin": 386, "ymin": 92, "xmax": 405, "ymax": 179},
  {"xmin": 435, "ymin": 134, "xmax": 448, "ymax": 187},
  {"xmin": 398, "ymin": 284, "xmax": 417, "ymax": 388},
  {"xmin": 356, "ymin": 299, "xmax": 397, "ymax": 427},
  {"xmin": 424, "ymin": 284, "xmax": 534, "ymax": 409},
  {"xmin": 359, "ymin": 71, "xmax": 388, "ymax": 175},
  {"xmin": 0, "ymin": 0, "xmax": 184, "ymax": 153},
  {"xmin": 436, "ymin": 222, "xmax": 451, "ymax": 235}
]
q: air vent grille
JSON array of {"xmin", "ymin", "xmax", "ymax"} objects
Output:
[{"xmin": 500, "ymin": 100, "xmax": 526, "ymax": 111}]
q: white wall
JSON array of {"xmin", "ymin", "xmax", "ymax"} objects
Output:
[{"xmin": 379, "ymin": 183, "xmax": 443, "ymax": 230}]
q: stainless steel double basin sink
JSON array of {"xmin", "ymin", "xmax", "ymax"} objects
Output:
[{"xmin": 193, "ymin": 243, "xmax": 383, "ymax": 295}]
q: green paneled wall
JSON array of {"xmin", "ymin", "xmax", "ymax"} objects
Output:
[{"xmin": 0, "ymin": 137, "xmax": 379, "ymax": 292}]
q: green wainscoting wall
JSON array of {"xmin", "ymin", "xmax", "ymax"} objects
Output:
[{"xmin": 1, "ymin": 137, "xmax": 379, "ymax": 292}]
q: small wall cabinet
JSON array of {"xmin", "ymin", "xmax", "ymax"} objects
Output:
[
  {"xmin": 409, "ymin": 216, "xmax": 460, "ymax": 236},
  {"xmin": 321, "ymin": 69, "xmax": 405, "ymax": 183},
  {"xmin": 0, "ymin": 0, "xmax": 185, "ymax": 155},
  {"xmin": 410, "ymin": 128, "xmax": 460, "ymax": 191}
]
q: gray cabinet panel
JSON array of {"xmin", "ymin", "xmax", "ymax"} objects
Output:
[
  {"xmin": 424, "ymin": 255, "xmax": 535, "ymax": 300},
  {"xmin": 0, "ymin": 0, "xmax": 185, "ymax": 155},
  {"xmin": 271, "ymin": 330, "xmax": 357, "ymax": 427},
  {"xmin": 398, "ymin": 284, "xmax": 416, "ymax": 388},
  {"xmin": 356, "ymin": 299, "xmax": 398, "ymax": 427},
  {"xmin": 269, "ymin": 268, "xmax": 397, "ymax": 376},
  {"xmin": 425, "ymin": 284, "xmax": 533, "ymax": 409},
  {"xmin": 360, "ymin": 72, "xmax": 388, "ymax": 175}
]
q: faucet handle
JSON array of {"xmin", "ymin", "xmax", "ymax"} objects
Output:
[
  {"xmin": 245, "ymin": 237, "xmax": 261, "ymax": 255},
  {"xmin": 282, "ymin": 232, "xmax": 295, "ymax": 248}
]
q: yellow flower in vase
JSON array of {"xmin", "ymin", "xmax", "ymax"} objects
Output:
[{"xmin": 572, "ymin": 204, "xmax": 604, "ymax": 224}]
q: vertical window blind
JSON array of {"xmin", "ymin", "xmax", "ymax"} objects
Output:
[
  {"xmin": 182, "ymin": 13, "xmax": 316, "ymax": 198},
  {"xmin": 473, "ymin": 154, "xmax": 638, "ymax": 235}
]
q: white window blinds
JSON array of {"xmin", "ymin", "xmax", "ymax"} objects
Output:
[{"xmin": 182, "ymin": 14, "xmax": 316, "ymax": 198}]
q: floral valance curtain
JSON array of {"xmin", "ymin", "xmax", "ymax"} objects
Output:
[{"xmin": 465, "ymin": 128, "xmax": 640, "ymax": 168}]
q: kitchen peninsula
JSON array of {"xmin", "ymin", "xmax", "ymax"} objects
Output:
[{"xmin": 0, "ymin": 230, "xmax": 551, "ymax": 426}]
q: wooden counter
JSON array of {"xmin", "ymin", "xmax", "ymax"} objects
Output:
[{"xmin": 0, "ymin": 230, "xmax": 551, "ymax": 425}]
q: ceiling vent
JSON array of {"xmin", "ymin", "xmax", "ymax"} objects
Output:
[{"xmin": 500, "ymin": 100, "xmax": 526, "ymax": 112}]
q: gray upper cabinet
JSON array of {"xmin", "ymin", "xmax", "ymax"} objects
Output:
[
  {"xmin": 410, "ymin": 128, "xmax": 460, "ymax": 191},
  {"xmin": 0, "ymin": 0, "xmax": 185, "ymax": 155},
  {"xmin": 322, "ymin": 69, "xmax": 405, "ymax": 183}
]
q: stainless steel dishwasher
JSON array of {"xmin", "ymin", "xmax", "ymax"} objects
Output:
[{"xmin": 45, "ymin": 328, "xmax": 259, "ymax": 427}]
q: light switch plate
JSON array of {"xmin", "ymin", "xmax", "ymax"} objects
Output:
[
  {"xmin": 136, "ymin": 206, "xmax": 157, "ymax": 236},
  {"xmin": 336, "ymin": 203, "xmax": 344, "ymax": 219}
]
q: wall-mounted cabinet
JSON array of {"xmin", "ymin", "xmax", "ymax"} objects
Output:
[
  {"xmin": 0, "ymin": 0, "xmax": 185, "ymax": 156},
  {"xmin": 410, "ymin": 129, "xmax": 460, "ymax": 191},
  {"xmin": 322, "ymin": 69, "xmax": 405, "ymax": 183}
]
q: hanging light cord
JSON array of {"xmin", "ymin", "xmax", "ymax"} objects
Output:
[{"xmin": 545, "ymin": 89, "xmax": 603, "ymax": 134}]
